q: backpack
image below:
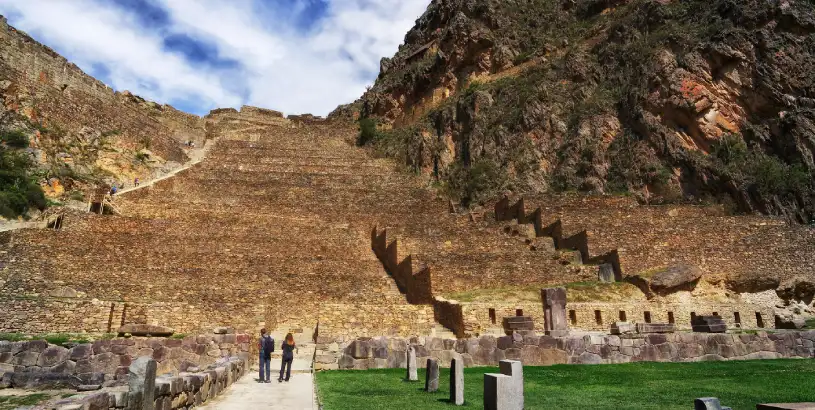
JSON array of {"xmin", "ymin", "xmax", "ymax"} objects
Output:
[{"xmin": 261, "ymin": 335, "xmax": 275, "ymax": 358}]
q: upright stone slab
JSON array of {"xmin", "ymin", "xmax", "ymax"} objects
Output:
[
  {"xmin": 598, "ymin": 263, "xmax": 615, "ymax": 283},
  {"xmin": 450, "ymin": 355, "xmax": 464, "ymax": 405},
  {"xmin": 127, "ymin": 357, "xmax": 157, "ymax": 410},
  {"xmin": 499, "ymin": 360, "xmax": 523, "ymax": 410},
  {"xmin": 484, "ymin": 373, "xmax": 520, "ymax": 410},
  {"xmin": 541, "ymin": 287, "xmax": 569, "ymax": 337},
  {"xmin": 424, "ymin": 358, "xmax": 439, "ymax": 392},
  {"xmin": 406, "ymin": 346, "xmax": 418, "ymax": 381}
]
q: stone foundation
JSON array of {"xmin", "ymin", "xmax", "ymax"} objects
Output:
[{"xmin": 318, "ymin": 330, "xmax": 815, "ymax": 370}]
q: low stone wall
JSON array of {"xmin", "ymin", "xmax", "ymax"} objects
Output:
[
  {"xmin": 32, "ymin": 356, "xmax": 248, "ymax": 409},
  {"xmin": 317, "ymin": 330, "xmax": 815, "ymax": 370},
  {"xmin": 0, "ymin": 332, "xmax": 250, "ymax": 389}
]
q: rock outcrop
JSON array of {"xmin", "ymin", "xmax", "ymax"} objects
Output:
[{"xmin": 335, "ymin": 0, "xmax": 815, "ymax": 222}]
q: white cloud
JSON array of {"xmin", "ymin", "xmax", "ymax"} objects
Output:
[{"xmin": 0, "ymin": 0, "xmax": 430, "ymax": 116}]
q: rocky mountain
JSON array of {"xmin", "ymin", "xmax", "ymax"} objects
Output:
[
  {"xmin": 333, "ymin": 0, "xmax": 815, "ymax": 223},
  {"xmin": 0, "ymin": 16, "xmax": 206, "ymax": 220}
]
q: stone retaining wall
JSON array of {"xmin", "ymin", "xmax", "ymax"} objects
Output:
[
  {"xmin": 0, "ymin": 333, "xmax": 250, "ymax": 389},
  {"xmin": 0, "ymin": 296, "xmax": 265, "ymax": 337},
  {"xmin": 461, "ymin": 302, "xmax": 775, "ymax": 335},
  {"xmin": 316, "ymin": 330, "xmax": 815, "ymax": 370},
  {"xmin": 32, "ymin": 356, "xmax": 248, "ymax": 409}
]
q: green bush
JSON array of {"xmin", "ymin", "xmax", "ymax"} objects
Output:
[
  {"xmin": 445, "ymin": 158, "xmax": 506, "ymax": 205},
  {"xmin": 0, "ymin": 130, "xmax": 29, "ymax": 148},
  {"xmin": 357, "ymin": 118, "xmax": 379, "ymax": 146},
  {"xmin": 135, "ymin": 152, "xmax": 150, "ymax": 163},
  {"xmin": 709, "ymin": 134, "xmax": 812, "ymax": 199},
  {"xmin": 0, "ymin": 149, "xmax": 46, "ymax": 219}
]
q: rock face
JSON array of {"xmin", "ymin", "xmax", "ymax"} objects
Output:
[
  {"xmin": 649, "ymin": 265, "xmax": 704, "ymax": 294},
  {"xmin": 335, "ymin": 0, "xmax": 815, "ymax": 222}
]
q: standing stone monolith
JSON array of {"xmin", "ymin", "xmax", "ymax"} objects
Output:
[
  {"xmin": 499, "ymin": 360, "xmax": 523, "ymax": 410},
  {"xmin": 406, "ymin": 346, "xmax": 418, "ymax": 381},
  {"xmin": 127, "ymin": 357, "xmax": 157, "ymax": 410},
  {"xmin": 483, "ymin": 373, "xmax": 514, "ymax": 410},
  {"xmin": 542, "ymin": 287, "xmax": 568, "ymax": 337},
  {"xmin": 425, "ymin": 358, "xmax": 439, "ymax": 392},
  {"xmin": 450, "ymin": 355, "xmax": 464, "ymax": 405}
]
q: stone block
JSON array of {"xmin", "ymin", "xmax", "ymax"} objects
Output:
[
  {"xmin": 424, "ymin": 358, "xmax": 439, "ymax": 392},
  {"xmin": 118, "ymin": 324, "xmax": 174, "ymax": 338},
  {"xmin": 611, "ymin": 322, "xmax": 634, "ymax": 335},
  {"xmin": 127, "ymin": 357, "xmax": 157, "ymax": 410},
  {"xmin": 484, "ymin": 373, "xmax": 519, "ymax": 410},
  {"xmin": 499, "ymin": 360, "xmax": 523, "ymax": 409},
  {"xmin": 450, "ymin": 355, "xmax": 464, "ymax": 406},
  {"xmin": 695, "ymin": 397, "xmax": 732, "ymax": 410},
  {"xmin": 692, "ymin": 316, "xmax": 728, "ymax": 333},
  {"xmin": 12, "ymin": 351, "xmax": 40, "ymax": 366},
  {"xmin": 406, "ymin": 346, "xmax": 418, "ymax": 381},
  {"xmin": 636, "ymin": 323, "xmax": 675, "ymax": 334},
  {"xmin": 69, "ymin": 344, "xmax": 93, "ymax": 361},
  {"xmin": 10, "ymin": 371, "xmax": 83, "ymax": 389}
]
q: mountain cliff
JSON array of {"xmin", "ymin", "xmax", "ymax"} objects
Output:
[{"xmin": 333, "ymin": 0, "xmax": 815, "ymax": 223}]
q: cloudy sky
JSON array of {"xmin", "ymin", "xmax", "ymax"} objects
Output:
[{"xmin": 0, "ymin": 0, "xmax": 429, "ymax": 116}]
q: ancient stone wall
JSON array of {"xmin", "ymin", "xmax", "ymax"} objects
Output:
[
  {"xmin": 0, "ymin": 15, "xmax": 200, "ymax": 163},
  {"xmin": 460, "ymin": 301, "xmax": 774, "ymax": 335},
  {"xmin": 490, "ymin": 195, "xmax": 815, "ymax": 291},
  {"xmin": 0, "ymin": 332, "xmax": 250, "ymax": 386},
  {"xmin": 4, "ymin": 351, "xmax": 248, "ymax": 409},
  {"xmin": 0, "ymin": 296, "xmax": 264, "ymax": 337},
  {"xmin": 318, "ymin": 330, "xmax": 815, "ymax": 370}
]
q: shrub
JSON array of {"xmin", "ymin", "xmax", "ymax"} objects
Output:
[
  {"xmin": 0, "ymin": 130, "xmax": 30, "ymax": 148},
  {"xmin": 0, "ymin": 149, "xmax": 46, "ymax": 219},
  {"xmin": 445, "ymin": 158, "xmax": 506, "ymax": 206},
  {"xmin": 135, "ymin": 152, "xmax": 150, "ymax": 163},
  {"xmin": 357, "ymin": 118, "xmax": 379, "ymax": 146}
]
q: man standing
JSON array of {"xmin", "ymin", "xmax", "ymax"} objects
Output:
[{"xmin": 258, "ymin": 328, "xmax": 274, "ymax": 383}]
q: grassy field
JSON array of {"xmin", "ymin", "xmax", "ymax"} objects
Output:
[{"xmin": 316, "ymin": 359, "xmax": 815, "ymax": 409}]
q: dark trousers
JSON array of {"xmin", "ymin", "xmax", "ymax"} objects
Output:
[
  {"xmin": 279, "ymin": 358, "xmax": 292, "ymax": 381},
  {"xmin": 259, "ymin": 355, "xmax": 270, "ymax": 381}
]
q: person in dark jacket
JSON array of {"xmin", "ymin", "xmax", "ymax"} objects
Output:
[
  {"xmin": 278, "ymin": 333, "xmax": 297, "ymax": 382},
  {"xmin": 258, "ymin": 328, "xmax": 274, "ymax": 383}
]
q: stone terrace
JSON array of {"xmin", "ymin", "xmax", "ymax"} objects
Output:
[
  {"xmin": 0, "ymin": 117, "xmax": 580, "ymax": 340},
  {"xmin": 492, "ymin": 194, "xmax": 815, "ymax": 289}
]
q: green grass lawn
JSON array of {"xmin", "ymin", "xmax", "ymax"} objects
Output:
[{"xmin": 316, "ymin": 359, "xmax": 815, "ymax": 410}]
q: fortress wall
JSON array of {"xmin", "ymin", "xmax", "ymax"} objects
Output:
[{"xmin": 0, "ymin": 15, "xmax": 199, "ymax": 163}]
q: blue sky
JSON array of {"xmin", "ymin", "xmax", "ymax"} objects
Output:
[{"xmin": 0, "ymin": 0, "xmax": 430, "ymax": 116}]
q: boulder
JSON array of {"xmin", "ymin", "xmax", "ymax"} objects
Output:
[
  {"xmin": 649, "ymin": 264, "xmax": 703, "ymax": 294},
  {"xmin": 118, "ymin": 324, "xmax": 174, "ymax": 337}
]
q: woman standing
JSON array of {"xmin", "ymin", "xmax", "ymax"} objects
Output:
[{"xmin": 278, "ymin": 333, "xmax": 297, "ymax": 382}]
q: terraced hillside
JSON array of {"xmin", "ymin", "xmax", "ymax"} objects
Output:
[
  {"xmin": 2, "ymin": 108, "xmax": 814, "ymax": 341},
  {"xmin": 0, "ymin": 111, "xmax": 585, "ymax": 341}
]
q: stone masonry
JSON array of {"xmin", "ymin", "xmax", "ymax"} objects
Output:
[{"xmin": 320, "ymin": 330, "xmax": 815, "ymax": 370}]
